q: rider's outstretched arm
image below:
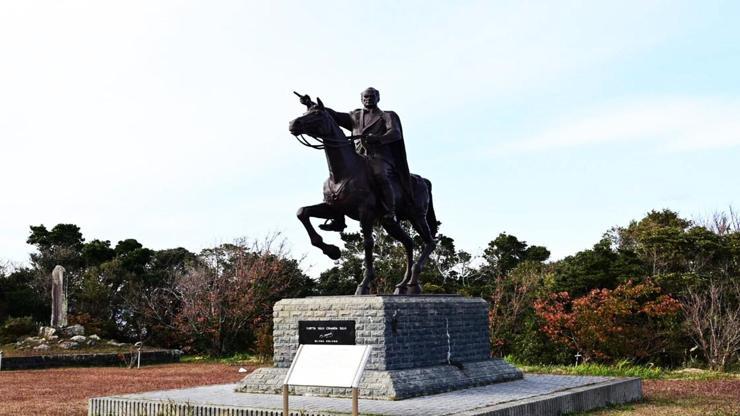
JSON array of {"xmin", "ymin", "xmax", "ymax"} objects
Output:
[{"xmin": 296, "ymin": 92, "xmax": 353, "ymax": 131}]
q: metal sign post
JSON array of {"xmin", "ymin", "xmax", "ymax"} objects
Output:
[{"xmin": 283, "ymin": 344, "xmax": 372, "ymax": 416}]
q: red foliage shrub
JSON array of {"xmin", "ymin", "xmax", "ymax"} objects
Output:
[
  {"xmin": 534, "ymin": 280, "xmax": 681, "ymax": 363},
  {"xmin": 173, "ymin": 238, "xmax": 299, "ymax": 355},
  {"xmin": 134, "ymin": 235, "xmax": 309, "ymax": 355}
]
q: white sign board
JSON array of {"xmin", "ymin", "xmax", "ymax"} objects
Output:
[{"xmin": 284, "ymin": 344, "xmax": 372, "ymax": 388}]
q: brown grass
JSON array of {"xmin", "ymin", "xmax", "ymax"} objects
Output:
[
  {"xmin": 581, "ymin": 379, "xmax": 740, "ymax": 415},
  {"xmin": 3, "ymin": 365, "xmax": 739, "ymax": 416},
  {"xmin": 0, "ymin": 363, "xmax": 248, "ymax": 416}
]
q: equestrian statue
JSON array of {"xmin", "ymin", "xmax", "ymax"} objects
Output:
[{"xmin": 289, "ymin": 87, "xmax": 437, "ymax": 295}]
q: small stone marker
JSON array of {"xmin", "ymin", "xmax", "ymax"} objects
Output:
[
  {"xmin": 283, "ymin": 344, "xmax": 372, "ymax": 416},
  {"xmin": 51, "ymin": 265, "xmax": 67, "ymax": 327}
]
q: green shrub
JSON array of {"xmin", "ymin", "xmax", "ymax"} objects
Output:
[
  {"xmin": 0, "ymin": 316, "xmax": 37, "ymax": 343},
  {"xmin": 422, "ymin": 283, "xmax": 446, "ymax": 294}
]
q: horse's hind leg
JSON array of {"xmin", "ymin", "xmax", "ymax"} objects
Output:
[
  {"xmin": 408, "ymin": 214, "xmax": 437, "ymax": 295},
  {"xmin": 355, "ymin": 219, "xmax": 375, "ymax": 295},
  {"xmin": 381, "ymin": 219, "xmax": 415, "ymax": 295},
  {"xmin": 296, "ymin": 203, "xmax": 341, "ymax": 260}
]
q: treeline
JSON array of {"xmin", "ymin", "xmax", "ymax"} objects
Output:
[
  {"xmin": 1, "ymin": 209, "xmax": 739, "ymax": 370},
  {"xmin": 0, "ymin": 227, "xmax": 313, "ymax": 356}
]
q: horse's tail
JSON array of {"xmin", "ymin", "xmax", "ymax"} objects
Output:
[{"xmin": 424, "ymin": 178, "xmax": 438, "ymax": 237}]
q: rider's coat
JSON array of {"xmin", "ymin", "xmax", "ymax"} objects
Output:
[{"xmin": 326, "ymin": 107, "xmax": 413, "ymax": 201}]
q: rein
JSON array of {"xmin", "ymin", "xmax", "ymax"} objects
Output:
[{"xmin": 293, "ymin": 133, "xmax": 363, "ymax": 150}]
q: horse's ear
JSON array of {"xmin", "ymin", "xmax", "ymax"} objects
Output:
[{"xmin": 316, "ymin": 97, "xmax": 325, "ymax": 110}]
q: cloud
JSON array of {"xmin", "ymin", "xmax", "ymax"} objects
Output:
[{"xmin": 495, "ymin": 97, "xmax": 740, "ymax": 154}]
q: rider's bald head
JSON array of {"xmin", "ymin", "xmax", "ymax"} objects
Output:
[
  {"xmin": 362, "ymin": 87, "xmax": 379, "ymax": 99},
  {"xmin": 361, "ymin": 87, "xmax": 380, "ymax": 109}
]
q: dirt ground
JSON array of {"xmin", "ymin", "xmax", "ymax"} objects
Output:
[
  {"xmin": 0, "ymin": 363, "xmax": 248, "ymax": 416},
  {"xmin": 583, "ymin": 379, "xmax": 740, "ymax": 416},
  {"xmin": 2, "ymin": 365, "xmax": 739, "ymax": 416}
]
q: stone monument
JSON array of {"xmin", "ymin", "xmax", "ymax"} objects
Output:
[
  {"xmin": 235, "ymin": 90, "xmax": 522, "ymax": 400},
  {"xmin": 51, "ymin": 265, "xmax": 67, "ymax": 327}
]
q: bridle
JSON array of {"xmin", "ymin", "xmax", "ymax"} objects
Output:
[{"xmin": 291, "ymin": 111, "xmax": 363, "ymax": 150}]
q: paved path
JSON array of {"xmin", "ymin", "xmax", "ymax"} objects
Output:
[{"xmin": 93, "ymin": 374, "xmax": 613, "ymax": 415}]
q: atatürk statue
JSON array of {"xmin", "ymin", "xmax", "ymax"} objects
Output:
[{"xmin": 289, "ymin": 88, "xmax": 437, "ymax": 295}]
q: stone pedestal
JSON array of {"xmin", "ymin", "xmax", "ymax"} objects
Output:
[{"xmin": 236, "ymin": 295, "xmax": 522, "ymax": 400}]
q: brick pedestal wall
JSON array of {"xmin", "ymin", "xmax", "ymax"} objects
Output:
[{"xmin": 237, "ymin": 295, "xmax": 522, "ymax": 400}]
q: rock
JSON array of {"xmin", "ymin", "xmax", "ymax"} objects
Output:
[
  {"xmin": 89, "ymin": 334, "xmax": 101, "ymax": 341},
  {"xmin": 63, "ymin": 324, "xmax": 85, "ymax": 337},
  {"xmin": 59, "ymin": 341, "xmax": 79, "ymax": 350},
  {"xmin": 33, "ymin": 344, "xmax": 50, "ymax": 351},
  {"xmin": 107, "ymin": 340, "xmax": 127, "ymax": 347},
  {"xmin": 39, "ymin": 326, "xmax": 57, "ymax": 339},
  {"xmin": 23, "ymin": 336, "xmax": 42, "ymax": 344},
  {"xmin": 47, "ymin": 335, "xmax": 59, "ymax": 342},
  {"xmin": 70, "ymin": 335, "xmax": 86, "ymax": 343}
]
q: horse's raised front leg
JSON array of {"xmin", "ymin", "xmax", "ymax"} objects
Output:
[
  {"xmin": 296, "ymin": 203, "xmax": 342, "ymax": 260},
  {"xmin": 381, "ymin": 218, "xmax": 415, "ymax": 295},
  {"xmin": 355, "ymin": 220, "xmax": 375, "ymax": 295},
  {"xmin": 407, "ymin": 215, "xmax": 437, "ymax": 295}
]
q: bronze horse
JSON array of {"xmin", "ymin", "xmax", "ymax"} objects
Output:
[{"xmin": 289, "ymin": 98, "xmax": 437, "ymax": 295}]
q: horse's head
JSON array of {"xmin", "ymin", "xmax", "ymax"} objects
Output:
[{"xmin": 288, "ymin": 97, "xmax": 335, "ymax": 138}]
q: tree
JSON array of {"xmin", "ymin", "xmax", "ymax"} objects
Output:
[
  {"xmin": 463, "ymin": 233, "xmax": 551, "ymax": 298},
  {"xmin": 138, "ymin": 236, "xmax": 312, "ymax": 354},
  {"xmin": 535, "ymin": 280, "xmax": 681, "ymax": 363},
  {"xmin": 0, "ymin": 267, "xmax": 48, "ymax": 323},
  {"xmin": 474, "ymin": 233, "xmax": 557, "ymax": 361},
  {"xmin": 27, "ymin": 224, "xmax": 85, "ymax": 273},
  {"xmin": 614, "ymin": 210, "xmax": 692, "ymax": 276},
  {"xmin": 483, "ymin": 233, "xmax": 550, "ymax": 277},
  {"xmin": 682, "ymin": 279, "xmax": 740, "ymax": 371},
  {"xmin": 552, "ymin": 237, "xmax": 647, "ymax": 297},
  {"xmin": 81, "ymin": 239, "xmax": 115, "ymax": 267},
  {"xmin": 488, "ymin": 260, "xmax": 550, "ymax": 357}
]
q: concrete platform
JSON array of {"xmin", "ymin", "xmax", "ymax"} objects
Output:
[{"xmin": 88, "ymin": 373, "xmax": 642, "ymax": 416}]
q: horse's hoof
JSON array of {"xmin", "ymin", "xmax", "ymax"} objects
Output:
[
  {"xmin": 406, "ymin": 284, "xmax": 422, "ymax": 295},
  {"xmin": 355, "ymin": 285, "xmax": 370, "ymax": 296},
  {"xmin": 323, "ymin": 245, "xmax": 341, "ymax": 260},
  {"xmin": 393, "ymin": 285, "xmax": 408, "ymax": 295}
]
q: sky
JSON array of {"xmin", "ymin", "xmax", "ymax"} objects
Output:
[{"xmin": 1, "ymin": 1, "xmax": 739, "ymax": 276}]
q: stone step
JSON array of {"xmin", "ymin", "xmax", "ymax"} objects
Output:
[{"xmin": 88, "ymin": 374, "xmax": 643, "ymax": 416}]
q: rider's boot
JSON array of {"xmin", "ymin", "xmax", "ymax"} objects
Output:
[
  {"xmin": 319, "ymin": 217, "xmax": 347, "ymax": 232},
  {"xmin": 378, "ymin": 180, "xmax": 399, "ymax": 225}
]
